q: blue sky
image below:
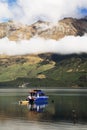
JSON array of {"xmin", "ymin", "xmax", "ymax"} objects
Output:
[
  {"xmin": 8, "ymin": 0, "xmax": 17, "ymax": 5},
  {"xmin": 80, "ymin": 8, "xmax": 87, "ymax": 15},
  {"xmin": 0, "ymin": 0, "xmax": 17, "ymax": 4}
]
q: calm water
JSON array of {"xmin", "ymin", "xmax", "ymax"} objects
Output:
[{"xmin": 0, "ymin": 89, "xmax": 87, "ymax": 130}]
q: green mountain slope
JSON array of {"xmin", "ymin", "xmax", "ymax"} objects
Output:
[{"xmin": 0, "ymin": 54, "xmax": 87, "ymax": 88}]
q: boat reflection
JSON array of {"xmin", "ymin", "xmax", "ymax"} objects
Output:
[{"xmin": 27, "ymin": 102, "xmax": 48, "ymax": 112}]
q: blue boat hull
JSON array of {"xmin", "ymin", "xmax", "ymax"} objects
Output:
[{"xmin": 34, "ymin": 96, "xmax": 48, "ymax": 104}]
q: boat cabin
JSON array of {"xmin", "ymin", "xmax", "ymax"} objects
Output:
[{"xmin": 29, "ymin": 90, "xmax": 45, "ymax": 97}]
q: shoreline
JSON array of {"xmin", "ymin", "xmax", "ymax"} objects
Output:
[{"xmin": 0, "ymin": 88, "xmax": 87, "ymax": 93}]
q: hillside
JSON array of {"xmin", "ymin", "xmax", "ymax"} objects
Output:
[{"xmin": 0, "ymin": 54, "xmax": 87, "ymax": 88}]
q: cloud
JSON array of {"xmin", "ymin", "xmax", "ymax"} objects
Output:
[
  {"xmin": 0, "ymin": 0, "xmax": 87, "ymax": 56},
  {"xmin": 0, "ymin": 36, "xmax": 87, "ymax": 55},
  {"xmin": 10, "ymin": 0, "xmax": 87, "ymax": 24},
  {"xmin": 0, "ymin": 0, "xmax": 87, "ymax": 24},
  {"xmin": 0, "ymin": 1, "xmax": 11, "ymax": 20}
]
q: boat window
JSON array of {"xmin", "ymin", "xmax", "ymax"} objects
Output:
[{"xmin": 39, "ymin": 93, "xmax": 45, "ymax": 96}]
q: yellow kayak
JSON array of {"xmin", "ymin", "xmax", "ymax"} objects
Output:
[{"xmin": 19, "ymin": 100, "xmax": 29, "ymax": 105}]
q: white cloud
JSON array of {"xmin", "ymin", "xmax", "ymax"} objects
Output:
[
  {"xmin": 0, "ymin": 0, "xmax": 87, "ymax": 56},
  {"xmin": 0, "ymin": 2, "xmax": 11, "ymax": 20},
  {"xmin": 0, "ymin": 0, "xmax": 87, "ymax": 24},
  {"xmin": 0, "ymin": 36, "xmax": 87, "ymax": 55},
  {"xmin": 11, "ymin": 0, "xmax": 87, "ymax": 24}
]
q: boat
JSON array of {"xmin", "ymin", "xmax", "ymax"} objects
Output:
[{"xmin": 27, "ymin": 90, "xmax": 48, "ymax": 104}]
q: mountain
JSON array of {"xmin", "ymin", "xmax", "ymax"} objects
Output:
[
  {"xmin": 0, "ymin": 17, "xmax": 87, "ymax": 88},
  {"xmin": 0, "ymin": 17, "xmax": 87, "ymax": 41}
]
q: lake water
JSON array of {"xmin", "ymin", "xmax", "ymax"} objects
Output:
[{"xmin": 0, "ymin": 89, "xmax": 87, "ymax": 130}]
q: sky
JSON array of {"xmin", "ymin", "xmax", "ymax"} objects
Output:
[
  {"xmin": 0, "ymin": 0, "xmax": 87, "ymax": 55},
  {"xmin": 0, "ymin": 0, "xmax": 87, "ymax": 24}
]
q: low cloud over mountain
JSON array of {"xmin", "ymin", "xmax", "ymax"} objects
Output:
[{"xmin": 0, "ymin": 17, "xmax": 87, "ymax": 55}]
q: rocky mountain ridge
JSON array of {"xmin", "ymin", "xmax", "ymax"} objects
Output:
[{"xmin": 0, "ymin": 17, "xmax": 87, "ymax": 41}]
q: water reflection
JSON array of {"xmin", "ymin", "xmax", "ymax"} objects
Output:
[
  {"xmin": 0, "ymin": 90, "xmax": 87, "ymax": 124},
  {"xmin": 27, "ymin": 102, "xmax": 48, "ymax": 112}
]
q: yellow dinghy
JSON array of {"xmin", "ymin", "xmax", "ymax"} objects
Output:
[{"xmin": 19, "ymin": 100, "xmax": 29, "ymax": 105}]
